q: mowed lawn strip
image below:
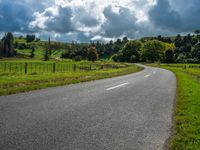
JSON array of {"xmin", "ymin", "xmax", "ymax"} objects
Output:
[
  {"xmin": 151, "ymin": 64, "xmax": 200, "ymax": 150},
  {"xmin": 0, "ymin": 64, "xmax": 143, "ymax": 96}
]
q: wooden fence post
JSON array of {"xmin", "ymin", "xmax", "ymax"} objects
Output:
[
  {"xmin": 53, "ymin": 63, "xmax": 56, "ymax": 73},
  {"xmin": 74, "ymin": 64, "xmax": 76, "ymax": 72},
  {"xmin": 90, "ymin": 64, "xmax": 92, "ymax": 70},
  {"xmin": 25, "ymin": 63, "xmax": 28, "ymax": 74}
]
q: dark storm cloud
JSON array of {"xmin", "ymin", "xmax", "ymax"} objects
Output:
[
  {"xmin": 39, "ymin": 6, "xmax": 74, "ymax": 33},
  {"xmin": 102, "ymin": 5, "xmax": 138, "ymax": 37},
  {"xmin": 0, "ymin": 0, "xmax": 33, "ymax": 32},
  {"xmin": 1, "ymin": 0, "xmax": 200, "ymax": 41},
  {"xmin": 73, "ymin": 6, "xmax": 100, "ymax": 27},
  {"xmin": 149, "ymin": 0, "xmax": 200, "ymax": 33},
  {"xmin": 149, "ymin": 0, "xmax": 182, "ymax": 32}
]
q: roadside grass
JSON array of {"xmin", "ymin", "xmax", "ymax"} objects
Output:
[
  {"xmin": 0, "ymin": 64, "xmax": 143, "ymax": 96},
  {"xmin": 150, "ymin": 64, "xmax": 200, "ymax": 150}
]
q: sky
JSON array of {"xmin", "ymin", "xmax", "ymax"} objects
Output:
[{"xmin": 0, "ymin": 0, "xmax": 200, "ymax": 42}]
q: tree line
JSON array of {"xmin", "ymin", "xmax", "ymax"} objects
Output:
[{"xmin": 0, "ymin": 31, "xmax": 200, "ymax": 63}]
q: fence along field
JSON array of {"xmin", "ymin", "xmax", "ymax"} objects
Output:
[{"xmin": 0, "ymin": 62, "xmax": 129, "ymax": 74}]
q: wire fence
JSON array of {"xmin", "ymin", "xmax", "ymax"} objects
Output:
[
  {"xmin": 0, "ymin": 62, "xmax": 93, "ymax": 74},
  {"xmin": 162, "ymin": 64, "xmax": 200, "ymax": 69},
  {"xmin": 0, "ymin": 62, "xmax": 130, "ymax": 74}
]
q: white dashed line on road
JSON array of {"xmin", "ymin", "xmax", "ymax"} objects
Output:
[
  {"xmin": 144, "ymin": 74, "xmax": 150, "ymax": 78},
  {"xmin": 106, "ymin": 83, "xmax": 129, "ymax": 91}
]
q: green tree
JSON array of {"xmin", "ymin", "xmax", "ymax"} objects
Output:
[
  {"xmin": 30, "ymin": 47, "xmax": 35, "ymax": 58},
  {"xmin": 142, "ymin": 40, "xmax": 165, "ymax": 62},
  {"xmin": 122, "ymin": 40, "xmax": 142, "ymax": 62},
  {"xmin": 1, "ymin": 32, "xmax": 15, "ymax": 57},
  {"xmin": 48, "ymin": 37, "xmax": 52, "ymax": 56},
  {"xmin": 26, "ymin": 34, "xmax": 35, "ymax": 43},
  {"xmin": 0, "ymin": 41, "xmax": 3, "ymax": 58},
  {"xmin": 44, "ymin": 44, "xmax": 49, "ymax": 61},
  {"xmin": 192, "ymin": 43, "xmax": 200, "ymax": 63},
  {"xmin": 194, "ymin": 29, "xmax": 200, "ymax": 42},
  {"xmin": 165, "ymin": 49, "xmax": 174, "ymax": 63},
  {"xmin": 87, "ymin": 46, "xmax": 99, "ymax": 62},
  {"xmin": 122, "ymin": 37, "xmax": 128, "ymax": 44}
]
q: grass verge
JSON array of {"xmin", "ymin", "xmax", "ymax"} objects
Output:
[
  {"xmin": 150, "ymin": 64, "xmax": 200, "ymax": 150},
  {"xmin": 0, "ymin": 64, "xmax": 143, "ymax": 96}
]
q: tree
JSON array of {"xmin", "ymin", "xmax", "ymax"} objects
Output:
[
  {"xmin": 112, "ymin": 52, "xmax": 124, "ymax": 62},
  {"xmin": 48, "ymin": 37, "xmax": 52, "ymax": 56},
  {"xmin": 1, "ymin": 32, "xmax": 15, "ymax": 57},
  {"xmin": 44, "ymin": 44, "xmax": 49, "ymax": 61},
  {"xmin": 122, "ymin": 37, "xmax": 128, "ymax": 44},
  {"xmin": 174, "ymin": 34, "xmax": 182, "ymax": 48},
  {"xmin": 142, "ymin": 40, "xmax": 165, "ymax": 62},
  {"xmin": 26, "ymin": 34, "xmax": 35, "ymax": 43},
  {"xmin": 122, "ymin": 40, "xmax": 142, "ymax": 62},
  {"xmin": 194, "ymin": 29, "xmax": 200, "ymax": 42},
  {"xmin": 0, "ymin": 41, "xmax": 3, "ymax": 58},
  {"xmin": 87, "ymin": 46, "xmax": 99, "ymax": 61},
  {"xmin": 30, "ymin": 47, "xmax": 35, "ymax": 58},
  {"xmin": 192, "ymin": 43, "xmax": 200, "ymax": 63},
  {"xmin": 165, "ymin": 49, "xmax": 174, "ymax": 63}
]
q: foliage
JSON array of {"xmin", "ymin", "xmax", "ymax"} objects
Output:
[
  {"xmin": 165, "ymin": 49, "xmax": 174, "ymax": 63},
  {"xmin": 30, "ymin": 47, "xmax": 35, "ymax": 58},
  {"xmin": 142, "ymin": 40, "xmax": 165, "ymax": 62},
  {"xmin": 26, "ymin": 34, "xmax": 35, "ymax": 43},
  {"xmin": 192, "ymin": 43, "xmax": 200, "ymax": 63},
  {"xmin": 87, "ymin": 46, "xmax": 99, "ymax": 61},
  {"xmin": 2, "ymin": 31, "xmax": 200, "ymax": 64},
  {"xmin": 0, "ymin": 32, "xmax": 16, "ymax": 57},
  {"xmin": 122, "ymin": 40, "xmax": 142, "ymax": 62}
]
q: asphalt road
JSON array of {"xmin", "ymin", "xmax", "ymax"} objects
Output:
[{"xmin": 0, "ymin": 65, "xmax": 176, "ymax": 150}]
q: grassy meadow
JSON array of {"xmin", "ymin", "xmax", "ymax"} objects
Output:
[
  {"xmin": 0, "ymin": 60, "xmax": 143, "ymax": 96},
  {"xmin": 150, "ymin": 64, "xmax": 200, "ymax": 150}
]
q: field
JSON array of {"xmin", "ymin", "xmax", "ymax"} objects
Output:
[
  {"xmin": 14, "ymin": 37, "xmax": 65, "ymax": 59},
  {"xmin": 150, "ymin": 64, "xmax": 200, "ymax": 150},
  {"xmin": 0, "ymin": 60, "xmax": 143, "ymax": 96}
]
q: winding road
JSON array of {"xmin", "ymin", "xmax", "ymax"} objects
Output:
[{"xmin": 0, "ymin": 65, "xmax": 176, "ymax": 150}]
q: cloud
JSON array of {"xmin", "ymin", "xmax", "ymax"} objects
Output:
[
  {"xmin": 149, "ymin": 0, "xmax": 182, "ymax": 32},
  {"xmin": 30, "ymin": 4, "xmax": 74, "ymax": 33},
  {"xmin": 0, "ymin": 0, "xmax": 33, "ymax": 32},
  {"xmin": 0, "ymin": 0, "xmax": 200, "ymax": 42},
  {"xmin": 101, "ymin": 5, "xmax": 139, "ymax": 37},
  {"xmin": 149, "ymin": 0, "xmax": 200, "ymax": 33}
]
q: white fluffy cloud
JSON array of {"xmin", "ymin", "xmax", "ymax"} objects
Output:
[{"xmin": 0, "ymin": 0, "xmax": 200, "ymax": 42}]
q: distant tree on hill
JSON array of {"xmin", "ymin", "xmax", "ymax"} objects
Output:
[
  {"xmin": 30, "ymin": 47, "xmax": 35, "ymax": 58},
  {"xmin": 194, "ymin": 29, "xmax": 200, "ymax": 42},
  {"xmin": 0, "ymin": 32, "xmax": 15, "ymax": 57},
  {"xmin": 26, "ymin": 34, "xmax": 35, "ymax": 43},
  {"xmin": 122, "ymin": 40, "xmax": 142, "ymax": 63},
  {"xmin": 44, "ymin": 43, "xmax": 49, "ymax": 61},
  {"xmin": 192, "ymin": 43, "xmax": 200, "ymax": 63},
  {"xmin": 122, "ymin": 37, "xmax": 129, "ymax": 44},
  {"xmin": 0, "ymin": 41, "xmax": 3, "ymax": 58},
  {"xmin": 87, "ymin": 46, "xmax": 99, "ymax": 61},
  {"xmin": 142, "ymin": 40, "xmax": 165, "ymax": 62},
  {"xmin": 165, "ymin": 49, "xmax": 174, "ymax": 63},
  {"xmin": 48, "ymin": 37, "xmax": 52, "ymax": 56}
]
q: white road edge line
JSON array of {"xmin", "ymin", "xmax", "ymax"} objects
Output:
[
  {"xmin": 106, "ymin": 83, "xmax": 129, "ymax": 91},
  {"xmin": 144, "ymin": 74, "xmax": 150, "ymax": 78}
]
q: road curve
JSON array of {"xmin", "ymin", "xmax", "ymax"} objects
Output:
[{"xmin": 0, "ymin": 64, "xmax": 176, "ymax": 150}]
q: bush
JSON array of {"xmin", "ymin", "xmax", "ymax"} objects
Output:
[
  {"xmin": 142, "ymin": 40, "xmax": 165, "ymax": 62},
  {"xmin": 87, "ymin": 46, "xmax": 99, "ymax": 61},
  {"xmin": 74, "ymin": 55, "xmax": 82, "ymax": 61}
]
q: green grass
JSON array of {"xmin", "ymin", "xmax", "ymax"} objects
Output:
[
  {"xmin": 150, "ymin": 64, "xmax": 200, "ymax": 150},
  {"xmin": 0, "ymin": 63, "xmax": 143, "ymax": 96}
]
